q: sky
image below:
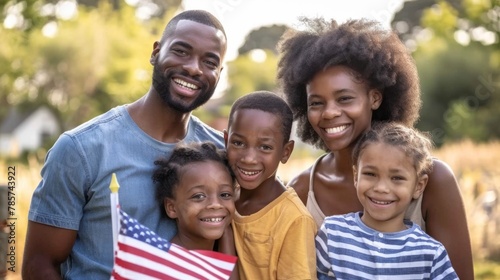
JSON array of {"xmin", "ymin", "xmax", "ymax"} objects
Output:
[{"xmin": 182, "ymin": 0, "xmax": 407, "ymax": 61}]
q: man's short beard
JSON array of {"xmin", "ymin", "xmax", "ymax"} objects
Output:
[{"xmin": 152, "ymin": 63, "xmax": 214, "ymax": 113}]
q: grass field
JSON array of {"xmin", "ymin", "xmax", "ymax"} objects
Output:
[{"xmin": 2, "ymin": 140, "xmax": 500, "ymax": 279}]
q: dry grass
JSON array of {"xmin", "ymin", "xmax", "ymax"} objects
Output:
[
  {"xmin": 433, "ymin": 140, "xmax": 500, "ymax": 263},
  {"xmin": 2, "ymin": 140, "xmax": 500, "ymax": 279},
  {"xmin": 1, "ymin": 154, "xmax": 42, "ymax": 280}
]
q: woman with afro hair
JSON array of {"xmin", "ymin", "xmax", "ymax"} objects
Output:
[{"xmin": 277, "ymin": 18, "xmax": 473, "ymax": 280}]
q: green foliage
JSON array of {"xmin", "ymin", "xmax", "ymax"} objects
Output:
[
  {"xmin": 0, "ymin": 0, "xmax": 48, "ymax": 31},
  {"xmin": 0, "ymin": 0, "xmax": 182, "ymax": 133},
  {"xmin": 237, "ymin": 24, "xmax": 288, "ymax": 55},
  {"xmin": 393, "ymin": 0, "xmax": 500, "ymax": 145},
  {"xmin": 0, "ymin": 0, "xmax": 182, "ymax": 31},
  {"xmin": 0, "ymin": 26, "xmax": 29, "ymax": 119},
  {"xmin": 194, "ymin": 49, "xmax": 280, "ymax": 128},
  {"xmin": 421, "ymin": 1, "xmax": 458, "ymax": 39},
  {"xmin": 415, "ymin": 41, "xmax": 493, "ymax": 141},
  {"xmin": 221, "ymin": 50, "xmax": 279, "ymax": 117},
  {"xmin": 463, "ymin": 0, "xmax": 496, "ymax": 25},
  {"xmin": 0, "ymin": 3, "xmax": 174, "ymax": 129}
]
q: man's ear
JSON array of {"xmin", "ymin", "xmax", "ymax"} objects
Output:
[
  {"xmin": 164, "ymin": 198, "xmax": 177, "ymax": 219},
  {"xmin": 280, "ymin": 140, "xmax": 295, "ymax": 164},
  {"xmin": 413, "ymin": 174, "xmax": 428, "ymax": 199},
  {"xmin": 369, "ymin": 89, "xmax": 383, "ymax": 110},
  {"xmin": 150, "ymin": 41, "xmax": 160, "ymax": 65}
]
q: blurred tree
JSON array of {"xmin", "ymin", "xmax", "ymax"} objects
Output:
[
  {"xmin": 0, "ymin": 0, "xmax": 181, "ymax": 32},
  {"xmin": 195, "ymin": 24, "xmax": 288, "ymax": 123},
  {"xmin": 227, "ymin": 50, "xmax": 279, "ymax": 99},
  {"xmin": 0, "ymin": 0, "xmax": 48, "ymax": 32},
  {"xmin": 392, "ymin": 0, "xmax": 462, "ymax": 44},
  {"xmin": 237, "ymin": 24, "xmax": 288, "ymax": 55},
  {"xmin": 0, "ymin": 2, "xmax": 177, "ymax": 129},
  {"xmin": 206, "ymin": 49, "xmax": 279, "ymax": 119},
  {"xmin": 415, "ymin": 40, "xmax": 495, "ymax": 144},
  {"xmin": 77, "ymin": 0, "xmax": 181, "ymax": 16},
  {"xmin": 391, "ymin": 0, "xmax": 499, "ymax": 144},
  {"xmin": 0, "ymin": 24, "xmax": 30, "ymax": 119}
]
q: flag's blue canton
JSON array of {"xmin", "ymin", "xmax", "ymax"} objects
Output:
[{"xmin": 120, "ymin": 209, "xmax": 172, "ymax": 251}]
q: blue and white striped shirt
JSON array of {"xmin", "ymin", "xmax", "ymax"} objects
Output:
[{"xmin": 315, "ymin": 212, "xmax": 458, "ymax": 280}]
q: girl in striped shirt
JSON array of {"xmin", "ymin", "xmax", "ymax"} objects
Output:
[{"xmin": 315, "ymin": 122, "xmax": 458, "ymax": 280}]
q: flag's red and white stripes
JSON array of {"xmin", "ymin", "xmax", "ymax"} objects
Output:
[{"xmin": 111, "ymin": 209, "xmax": 237, "ymax": 280}]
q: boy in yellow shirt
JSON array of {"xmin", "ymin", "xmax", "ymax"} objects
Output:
[{"xmin": 225, "ymin": 91, "xmax": 317, "ymax": 279}]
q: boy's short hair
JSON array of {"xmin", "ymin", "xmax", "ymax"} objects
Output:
[{"xmin": 228, "ymin": 91, "xmax": 293, "ymax": 143}]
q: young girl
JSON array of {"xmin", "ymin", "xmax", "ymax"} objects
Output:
[
  {"xmin": 152, "ymin": 141, "xmax": 236, "ymax": 255},
  {"xmin": 277, "ymin": 18, "xmax": 473, "ymax": 279},
  {"xmin": 316, "ymin": 122, "xmax": 458, "ymax": 279}
]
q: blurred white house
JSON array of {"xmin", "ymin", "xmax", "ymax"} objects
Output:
[{"xmin": 0, "ymin": 106, "xmax": 60, "ymax": 157}]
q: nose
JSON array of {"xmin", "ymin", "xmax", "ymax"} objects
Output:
[
  {"xmin": 207, "ymin": 195, "xmax": 223, "ymax": 209},
  {"xmin": 183, "ymin": 57, "xmax": 203, "ymax": 76},
  {"xmin": 240, "ymin": 148, "xmax": 258, "ymax": 164},
  {"xmin": 322, "ymin": 101, "xmax": 341, "ymax": 119},
  {"xmin": 373, "ymin": 179, "xmax": 390, "ymax": 193}
]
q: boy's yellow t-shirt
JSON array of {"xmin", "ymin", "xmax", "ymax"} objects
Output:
[{"xmin": 232, "ymin": 187, "xmax": 318, "ymax": 280}]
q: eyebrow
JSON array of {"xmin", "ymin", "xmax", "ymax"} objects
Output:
[
  {"xmin": 185, "ymin": 184, "xmax": 205, "ymax": 193},
  {"xmin": 307, "ymin": 88, "xmax": 356, "ymax": 97},
  {"xmin": 171, "ymin": 40, "xmax": 191, "ymax": 48},
  {"xmin": 171, "ymin": 41, "xmax": 221, "ymax": 64},
  {"xmin": 236, "ymin": 134, "xmax": 279, "ymax": 145}
]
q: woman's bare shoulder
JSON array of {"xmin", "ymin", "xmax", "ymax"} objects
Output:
[
  {"xmin": 426, "ymin": 158, "xmax": 459, "ymax": 192},
  {"xmin": 286, "ymin": 166, "xmax": 313, "ymax": 205}
]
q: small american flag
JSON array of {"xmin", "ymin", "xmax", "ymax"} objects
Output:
[{"xmin": 111, "ymin": 209, "xmax": 237, "ymax": 280}]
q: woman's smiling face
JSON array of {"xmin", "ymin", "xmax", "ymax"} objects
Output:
[{"xmin": 306, "ymin": 65, "xmax": 382, "ymax": 152}]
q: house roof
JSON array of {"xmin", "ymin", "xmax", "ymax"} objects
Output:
[{"xmin": 0, "ymin": 107, "xmax": 40, "ymax": 134}]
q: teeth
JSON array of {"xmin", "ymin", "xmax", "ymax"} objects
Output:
[
  {"xmin": 325, "ymin": 125, "xmax": 348, "ymax": 134},
  {"xmin": 202, "ymin": 217, "xmax": 223, "ymax": 222},
  {"xmin": 240, "ymin": 169, "xmax": 260, "ymax": 176},
  {"xmin": 371, "ymin": 199, "xmax": 392, "ymax": 205},
  {"xmin": 174, "ymin": 78, "xmax": 199, "ymax": 90}
]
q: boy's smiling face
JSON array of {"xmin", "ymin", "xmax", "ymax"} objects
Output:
[{"xmin": 225, "ymin": 109, "xmax": 293, "ymax": 191}]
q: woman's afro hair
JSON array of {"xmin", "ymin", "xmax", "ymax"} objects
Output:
[{"xmin": 277, "ymin": 18, "xmax": 421, "ymax": 151}]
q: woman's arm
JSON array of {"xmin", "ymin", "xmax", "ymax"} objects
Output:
[{"xmin": 422, "ymin": 159, "xmax": 474, "ymax": 280}]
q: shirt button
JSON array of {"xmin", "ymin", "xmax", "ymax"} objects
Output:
[{"xmin": 378, "ymin": 233, "xmax": 384, "ymax": 238}]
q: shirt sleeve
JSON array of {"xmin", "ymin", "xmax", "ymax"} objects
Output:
[
  {"xmin": 28, "ymin": 133, "xmax": 89, "ymax": 230},
  {"xmin": 316, "ymin": 222, "xmax": 335, "ymax": 279},
  {"xmin": 277, "ymin": 215, "xmax": 318, "ymax": 280},
  {"xmin": 430, "ymin": 245, "xmax": 459, "ymax": 280}
]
